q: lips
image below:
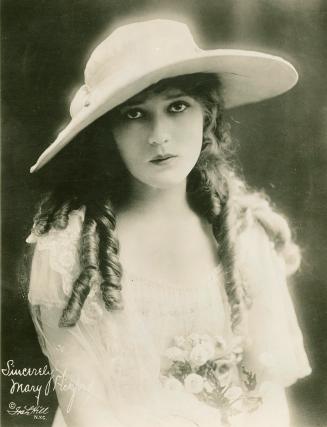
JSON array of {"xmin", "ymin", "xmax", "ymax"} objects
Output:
[{"xmin": 150, "ymin": 154, "xmax": 177, "ymax": 164}]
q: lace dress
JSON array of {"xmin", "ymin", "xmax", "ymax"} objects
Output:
[{"xmin": 26, "ymin": 209, "xmax": 311, "ymax": 427}]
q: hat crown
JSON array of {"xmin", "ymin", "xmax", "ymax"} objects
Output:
[{"xmin": 85, "ymin": 19, "xmax": 200, "ymax": 88}]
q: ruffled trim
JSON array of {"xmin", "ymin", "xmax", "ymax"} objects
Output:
[
  {"xmin": 235, "ymin": 218, "xmax": 311, "ymax": 387},
  {"xmin": 27, "ymin": 208, "xmax": 85, "ymax": 295},
  {"xmin": 229, "ymin": 187, "xmax": 301, "ymax": 277},
  {"xmin": 27, "ymin": 208, "xmax": 104, "ymax": 324}
]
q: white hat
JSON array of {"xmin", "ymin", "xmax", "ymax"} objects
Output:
[{"xmin": 30, "ymin": 19, "xmax": 298, "ymax": 173}]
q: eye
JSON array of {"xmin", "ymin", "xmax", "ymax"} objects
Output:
[
  {"xmin": 169, "ymin": 101, "xmax": 189, "ymax": 113},
  {"xmin": 124, "ymin": 109, "xmax": 144, "ymax": 120}
]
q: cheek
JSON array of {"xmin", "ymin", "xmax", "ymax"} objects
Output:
[
  {"xmin": 178, "ymin": 113, "xmax": 204, "ymax": 155},
  {"xmin": 112, "ymin": 127, "xmax": 142, "ymax": 165}
]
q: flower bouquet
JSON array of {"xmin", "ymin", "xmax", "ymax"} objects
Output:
[{"xmin": 161, "ymin": 334, "xmax": 262, "ymax": 426}]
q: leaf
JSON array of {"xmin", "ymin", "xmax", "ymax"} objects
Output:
[
  {"xmin": 168, "ymin": 361, "xmax": 193, "ymax": 381},
  {"xmin": 241, "ymin": 366, "xmax": 257, "ymax": 391}
]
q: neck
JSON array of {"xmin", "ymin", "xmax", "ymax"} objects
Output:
[{"xmin": 120, "ymin": 178, "xmax": 192, "ymax": 218}]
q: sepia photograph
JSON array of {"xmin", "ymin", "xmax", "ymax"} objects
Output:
[{"xmin": 2, "ymin": 1, "xmax": 326, "ymax": 426}]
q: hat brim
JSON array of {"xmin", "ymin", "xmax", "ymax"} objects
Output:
[{"xmin": 30, "ymin": 49, "xmax": 297, "ymax": 173}]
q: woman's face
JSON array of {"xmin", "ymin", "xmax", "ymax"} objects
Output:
[{"xmin": 111, "ymin": 87, "xmax": 204, "ymax": 189}]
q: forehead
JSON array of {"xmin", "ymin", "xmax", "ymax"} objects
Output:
[{"xmin": 122, "ymin": 85, "xmax": 189, "ymax": 107}]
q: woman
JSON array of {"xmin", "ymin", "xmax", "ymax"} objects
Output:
[{"xmin": 27, "ymin": 19, "xmax": 311, "ymax": 427}]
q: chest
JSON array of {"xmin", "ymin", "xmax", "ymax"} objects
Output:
[{"xmin": 116, "ymin": 216, "xmax": 220, "ymax": 287}]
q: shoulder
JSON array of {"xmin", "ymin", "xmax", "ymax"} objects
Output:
[
  {"xmin": 27, "ymin": 206, "xmax": 104, "ymax": 323},
  {"xmin": 229, "ymin": 188, "xmax": 300, "ymax": 277},
  {"xmin": 26, "ymin": 207, "xmax": 85, "ymax": 248},
  {"xmin": 26, "ymin": 208, "xmax": 86, "ymax": 304}
]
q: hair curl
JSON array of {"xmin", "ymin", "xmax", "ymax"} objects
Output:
[{"xmin": 30, "ymin": 72, "xmax": 299, "ymax": 330}]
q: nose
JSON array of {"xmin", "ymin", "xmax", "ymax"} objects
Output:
[
  {"xmin": 148, "ymin": 136, "xmax": 169, "ymax": 146},
  {"xmin": 149, "ymin": 136, "xmax": 168, "ymax": 145},
  {"xmin": 147, "ymin": 115, "xmax": 170, "ymax": 146}
]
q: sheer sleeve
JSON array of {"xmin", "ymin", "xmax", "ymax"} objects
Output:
[
  {"xmin": 26, "ymin": 210, "xmax": 125, "ymax": 427},
  {"xmin": 236, "ymin": 218, "xmax": 312, "ymax": 388}
]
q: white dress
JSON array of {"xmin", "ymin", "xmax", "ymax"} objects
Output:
[{"xmin": 26, "ymin": 209, "xmax": 311, "ymax": 427}]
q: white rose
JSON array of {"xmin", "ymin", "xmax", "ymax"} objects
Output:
[
  {"xmin": 187, "ymin": 333, "xmax": 201, "ymax": 346},
  {"xmin": 163, "ymin": 377, "xmax": 184, "ymax": 392},
  {"xmin": 184, "ymin": 373, "xmax": 204, "ymax": 394},
  {"xmin": 224, "ymin": 386, "xmax": 243, "ymax": 401},
  {"xmin": 173, "ymin": 336, "xmax": 187, "ymax": 349},
  {"xmin": 199, "ymin": 334, "xmax": 213, "ymax": 345},
  {"xmin": 195, "ymin": 336, "xmax": 215, "ymax": 357},
  {"xmin": 190, "ymin": 344, "xmax": 212, "ymax": 367},
  {"xmin": 165, "ymin": 346, "xmax": 186, "ymax": 362},
  {"xmin": 201, "ymin": 341, "xmax": 215, "ymax": 359}
]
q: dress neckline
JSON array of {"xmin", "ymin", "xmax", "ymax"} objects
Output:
[{"xmin": 122, "ymin": 264, "xmax": 223, "ymax": 290}]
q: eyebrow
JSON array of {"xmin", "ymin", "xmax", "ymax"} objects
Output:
[
  {"xmin": 121, "ymin": 90, "xmax": 188, "ymax": 108},
  {"xmin": 164, "ymin": 91, "xmax": 188, "ymax": 100}
]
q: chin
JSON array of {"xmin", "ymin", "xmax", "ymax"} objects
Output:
[
  {"xmin": 129, "ymin": 160, "xmax": 198, "ymax": 190},
  {"xmin": 138, "ymin": 171, "xmax": 190, "ymax": 190}
]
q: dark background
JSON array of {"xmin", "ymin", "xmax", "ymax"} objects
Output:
[{"xmin": 1, "ymin": 1, "xmax": 327, "ymax": 426}]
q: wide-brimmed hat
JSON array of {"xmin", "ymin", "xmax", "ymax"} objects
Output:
[{"xmin": 30, "ymin": 19, "xmax": 298, "ymax": 173}]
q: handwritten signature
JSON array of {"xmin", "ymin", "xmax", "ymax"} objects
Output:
[
  {"xmin": 2, "ymin": 359, "xmax": 92, "ymax": 413},
  {"xmin": 2, "ymin": 359, "xmax": 51, "ymax": 377},
  {"xmin": 7, "ymin": 401, "xmax": 49, "ymax": 416}
]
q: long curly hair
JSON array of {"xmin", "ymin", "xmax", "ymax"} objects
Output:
[{"xmin": 30, "ymin": 72, "xmax": 300, "ymax": 330}]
